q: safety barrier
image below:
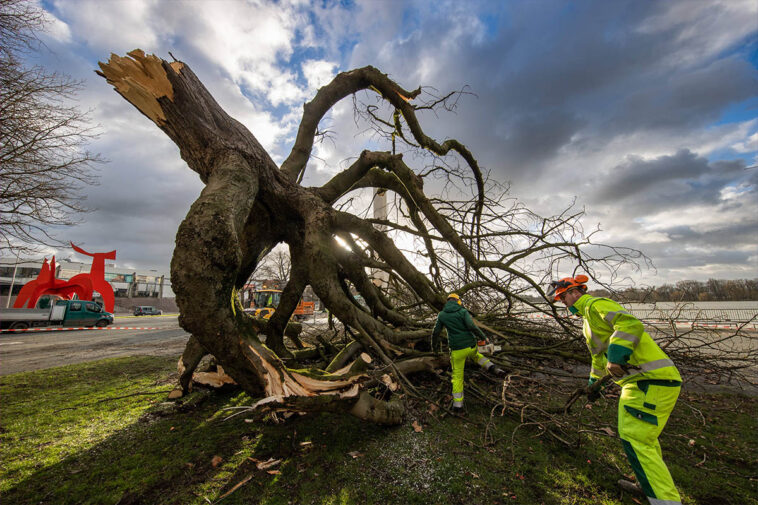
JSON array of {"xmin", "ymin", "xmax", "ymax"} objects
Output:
[
  {"xmin": 627, "ymin": 308, "xmax": 757, "ymax": 323},
  {"xmin": 1, "ymin": 326, "xmax": 160, "ymax": 333}
]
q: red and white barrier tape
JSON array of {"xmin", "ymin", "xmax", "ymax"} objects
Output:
[{"xmin": 1, "ymin": 326, "xmax": 160, "ymax": 333}]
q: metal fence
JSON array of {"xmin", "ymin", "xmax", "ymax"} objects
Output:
[
  {"xmin": 627, "ymin": 307, "xmax": 758, "ymax": 323},
  {"xmin": 525, "ymin": 302, "xmax": 758, "ymax": 329}
]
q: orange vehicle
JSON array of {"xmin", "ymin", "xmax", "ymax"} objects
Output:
[{"xmin": 247, "ymin": 289, "xmax": 315, "ymax": 321}]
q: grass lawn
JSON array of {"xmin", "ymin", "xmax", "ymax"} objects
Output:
[{"xmin": 0, "ymin": 356, "xmax": 755, "ymax": 504}]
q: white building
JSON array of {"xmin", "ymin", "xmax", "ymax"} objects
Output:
[{"xmin": 0, "ymin": 256, "xmax": 173, "ymax": 304}]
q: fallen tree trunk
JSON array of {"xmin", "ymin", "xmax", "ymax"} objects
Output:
[
  {"xmin": 97, "ymin": 50, "xmax": 646, "ymax": 424},
  {"xmin": 97, "ymin": 51, "xmax": 453, "ymax": 423}
]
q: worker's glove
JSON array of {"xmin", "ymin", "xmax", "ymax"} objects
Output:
[
  {"xmin": 606, "ymin": 362, "xmax": 626, "ymax": 378},
  {"xmin": 431, "ymin": 334, "xmax": 442, "ymax": 354},
  {"xmin": 587, "ymin": 388, "xmax": 602, "ymax": 403},
  {"xmin": 586, "ymin": 377, "xmax": 604, "ymax": 403}
]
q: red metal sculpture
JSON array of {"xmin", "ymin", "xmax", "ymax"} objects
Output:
[
  {"xmin": 13, "ymin": 256, "xmax": 92, "ymax": 308},
  {"xmin": 12, "ymin": 243, "xmax": 117, "ymax": 312},
  {"xmin": 68, "ymin": 243, "xmax": 117, "ymax": 313}
]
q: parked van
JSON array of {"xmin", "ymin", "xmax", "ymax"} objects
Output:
[{"xmin": 133, "ymin": 306, "xmax": 162, "ymax": 316}]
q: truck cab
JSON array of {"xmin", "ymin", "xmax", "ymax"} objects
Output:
[
  {"xmin": 243, "ymin": 289, "xmax": 315, "ymax": 321},
  {"xmin": 247, "ymin": 289, "xmax": 281, "ymax": 319},
  {"xmin": 0, "ymin": 299, "xmax": 114, "ymax": 330},
  {"xmin": 58, "ymin": 300, "xmax": 114, "ymax": 327}
]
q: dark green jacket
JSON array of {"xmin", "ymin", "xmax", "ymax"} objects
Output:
[{"xmin": 432, "ymin": 300, "xmax": 486, "ymax": 351}]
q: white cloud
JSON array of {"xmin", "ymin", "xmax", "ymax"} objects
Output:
[
  {"xmin": 632, "ymin": 231, "xmax": 671, "ymax": 244},
  {"xmin": 636, "ymin": 204, "xmax": 748, "ymax": 235},
  {"xmin": 732, "ymin": 131, "xmax": 758, "ymax": 153},
  {"xmin": 302, "ymin": 60, "xmax": 337, "ymax": 92},
  {"xmin": 519, "ymin": 117, "xmax": 758, "ymax": 203},
  {"xmin": 52, "ymin": 0, "xmax": 159, "ymax": 53},
  {"xmin": 175, "ymin": 0, "xmax": 308, "ymax": 106},
  {"xmin": 636, "ymin": 0, "xmax": 757, "ymax": 68},
  {"xmin": 205, "ymin": 78, "xmax": 289, "ymax": 154},
  {"xmin": 40, "ymin": 9, "xmax": 71, "ymax": 43}
]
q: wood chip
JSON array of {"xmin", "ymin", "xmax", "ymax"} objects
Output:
[
  {"xmin": 167, "ymin": 388, "xmax": 184, "ymax": 399},
  {"xmin": 254, "ymin": 457, "xmax": 281, "ymax": 470},
  {"xmin": 211, "ymin": 455, "xmax": 223, "ymax": 467},
  {"xmin": 412, "ymin": 420, "xmax": 423, "ymax": 433},
  {"xmin": 215, "ymin": 472, "xmax": 254, "ymax": 501},
  {"xmin": 381, "ymin": 374, "xmax": 399, "ymax": 391},
  {"xmin": 193, "ymin": 370, "xmax": 237, "ymax": 388}
]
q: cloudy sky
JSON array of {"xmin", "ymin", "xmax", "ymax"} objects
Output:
[{"xmin": 25, "ymin": 0, "xmax": 758, "ymax": 285}]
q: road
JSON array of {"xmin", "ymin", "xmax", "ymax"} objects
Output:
[{"xmin": 0, "ymin": 315, "xmax": 189, "ymax": 376}]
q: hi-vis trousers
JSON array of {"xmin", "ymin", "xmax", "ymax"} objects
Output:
[
  {"xmin": 618, "ymin": 380, "xmax": 682, "ymax": 505},
  {"xmin": 450, "ymin": 346, "xmax": 493, "ymax": 407}
]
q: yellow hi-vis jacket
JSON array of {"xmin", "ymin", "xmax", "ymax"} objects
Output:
[{"xmin": 571, "ymin": 294, "xmax": 681, "ymax": 386}]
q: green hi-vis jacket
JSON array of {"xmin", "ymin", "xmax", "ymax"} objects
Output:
[
  {"xmin": 432, "ymin": 300, "xmax": 486, "ymax": 351},
  {"xmin": 572, "ymin": 294, "xmax": 681, "ymax": 386}
]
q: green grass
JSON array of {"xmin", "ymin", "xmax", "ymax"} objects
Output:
[{"xmin": 0, "ymin": 357, "xmax": 756, "ymax": 504}]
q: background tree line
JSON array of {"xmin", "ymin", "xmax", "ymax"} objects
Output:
[{"xmin": 590, "ymin": 278, "xmax": 758, "ymax": 302}]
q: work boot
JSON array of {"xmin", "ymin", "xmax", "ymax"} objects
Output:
[
  {"xmin": 451, "ymin": 405, "xmax": 466, "ymax": 417},
  {"xmin": 617, "ymin": 479, "xmax": 644, "ymax": 496}
]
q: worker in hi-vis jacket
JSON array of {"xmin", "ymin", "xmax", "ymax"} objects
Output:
[
  {"xmin": 549, "ymin": 275, "xmax": 682, "ymax": 505},
  {"xmin": 432, "ymin": 293, "xmax": 505, "ymax": 413}
]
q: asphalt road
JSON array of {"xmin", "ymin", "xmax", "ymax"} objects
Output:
[{"xmin": 0, "ymin": 315, "xmax": 189, "ymax": 376}]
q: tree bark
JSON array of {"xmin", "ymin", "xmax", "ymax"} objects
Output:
[{"xmin": 96, "ymin": 50, "xmax": 442, "ymax": 423}]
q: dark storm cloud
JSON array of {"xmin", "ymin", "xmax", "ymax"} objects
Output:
[
  {"xmin": 591, "ymin": 150, "xmax": 744, "ymax": 207},
  {"xmin": 658, "ymin": 221, "xmax": 758, "ymax": 250},
  {"xmin": 342, "ymin": 0, "xmax": 757, "ymax": 284},
  {"xmin": 580, "ymin": 211, "xmax": 758, "ymax": 277},
  {"xmin": 581, "ymin": 201, "xmax": 758, "ymax": 275},
  {"xmin": 63, "ymin": 129, "xmax": 204, "ymax": 269},
  {"xmin": 618, "ymin": 234, "xmax": 757, "ymax": 270},
  {"xmin": 612, "ymin": 57, "xmax": 758, "ymax": 132},
  {"xmin": 350, "ymin": 1, "xmax": 757, "ymax": 187},
  {"xmin": 640, "ymin": 244, "xmax": 752, "ymax": 270},
  {"xmin": 495, "ymin": 110, "xmax": 586, "ymax": 167}
]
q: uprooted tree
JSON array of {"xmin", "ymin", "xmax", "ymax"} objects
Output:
[{"xmin": 96, "ymin": 51, "xmax": 756, "ymax": 426}]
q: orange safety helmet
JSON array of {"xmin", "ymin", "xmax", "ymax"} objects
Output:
[{"xmin": 547, "ymin": 275, "xmax": 589, "ymax": 301}]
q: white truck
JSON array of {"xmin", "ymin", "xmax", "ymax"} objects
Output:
[{"xmin": 0, "ymin": 299, "xmax": 114, "ymax": 330}]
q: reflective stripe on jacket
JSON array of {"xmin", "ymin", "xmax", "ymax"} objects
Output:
[{"xmin": 572, "ymin": 294, "xmax": 681, "ymax": 386}]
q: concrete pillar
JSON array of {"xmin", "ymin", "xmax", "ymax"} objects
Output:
[
  {"xmin": 372, "ymin": 188, "xmax": 390, "ymax": 287},
  {"xmin": 128, "ymin": 272, "xmax": 137, "ymax": 298}
]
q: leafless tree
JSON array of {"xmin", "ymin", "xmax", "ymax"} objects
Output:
[
  {"xmin": 0, "ymin": 0, "xmax": 101, "ymax": 254},
  {"xmin": 250, "ymin": 245, "xmax": 292, "ymax": 287}
]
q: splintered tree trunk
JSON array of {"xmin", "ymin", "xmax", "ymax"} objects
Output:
[{"xmin": 97, "ymin": 51, "xmax": 438, "ymax": 424}]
